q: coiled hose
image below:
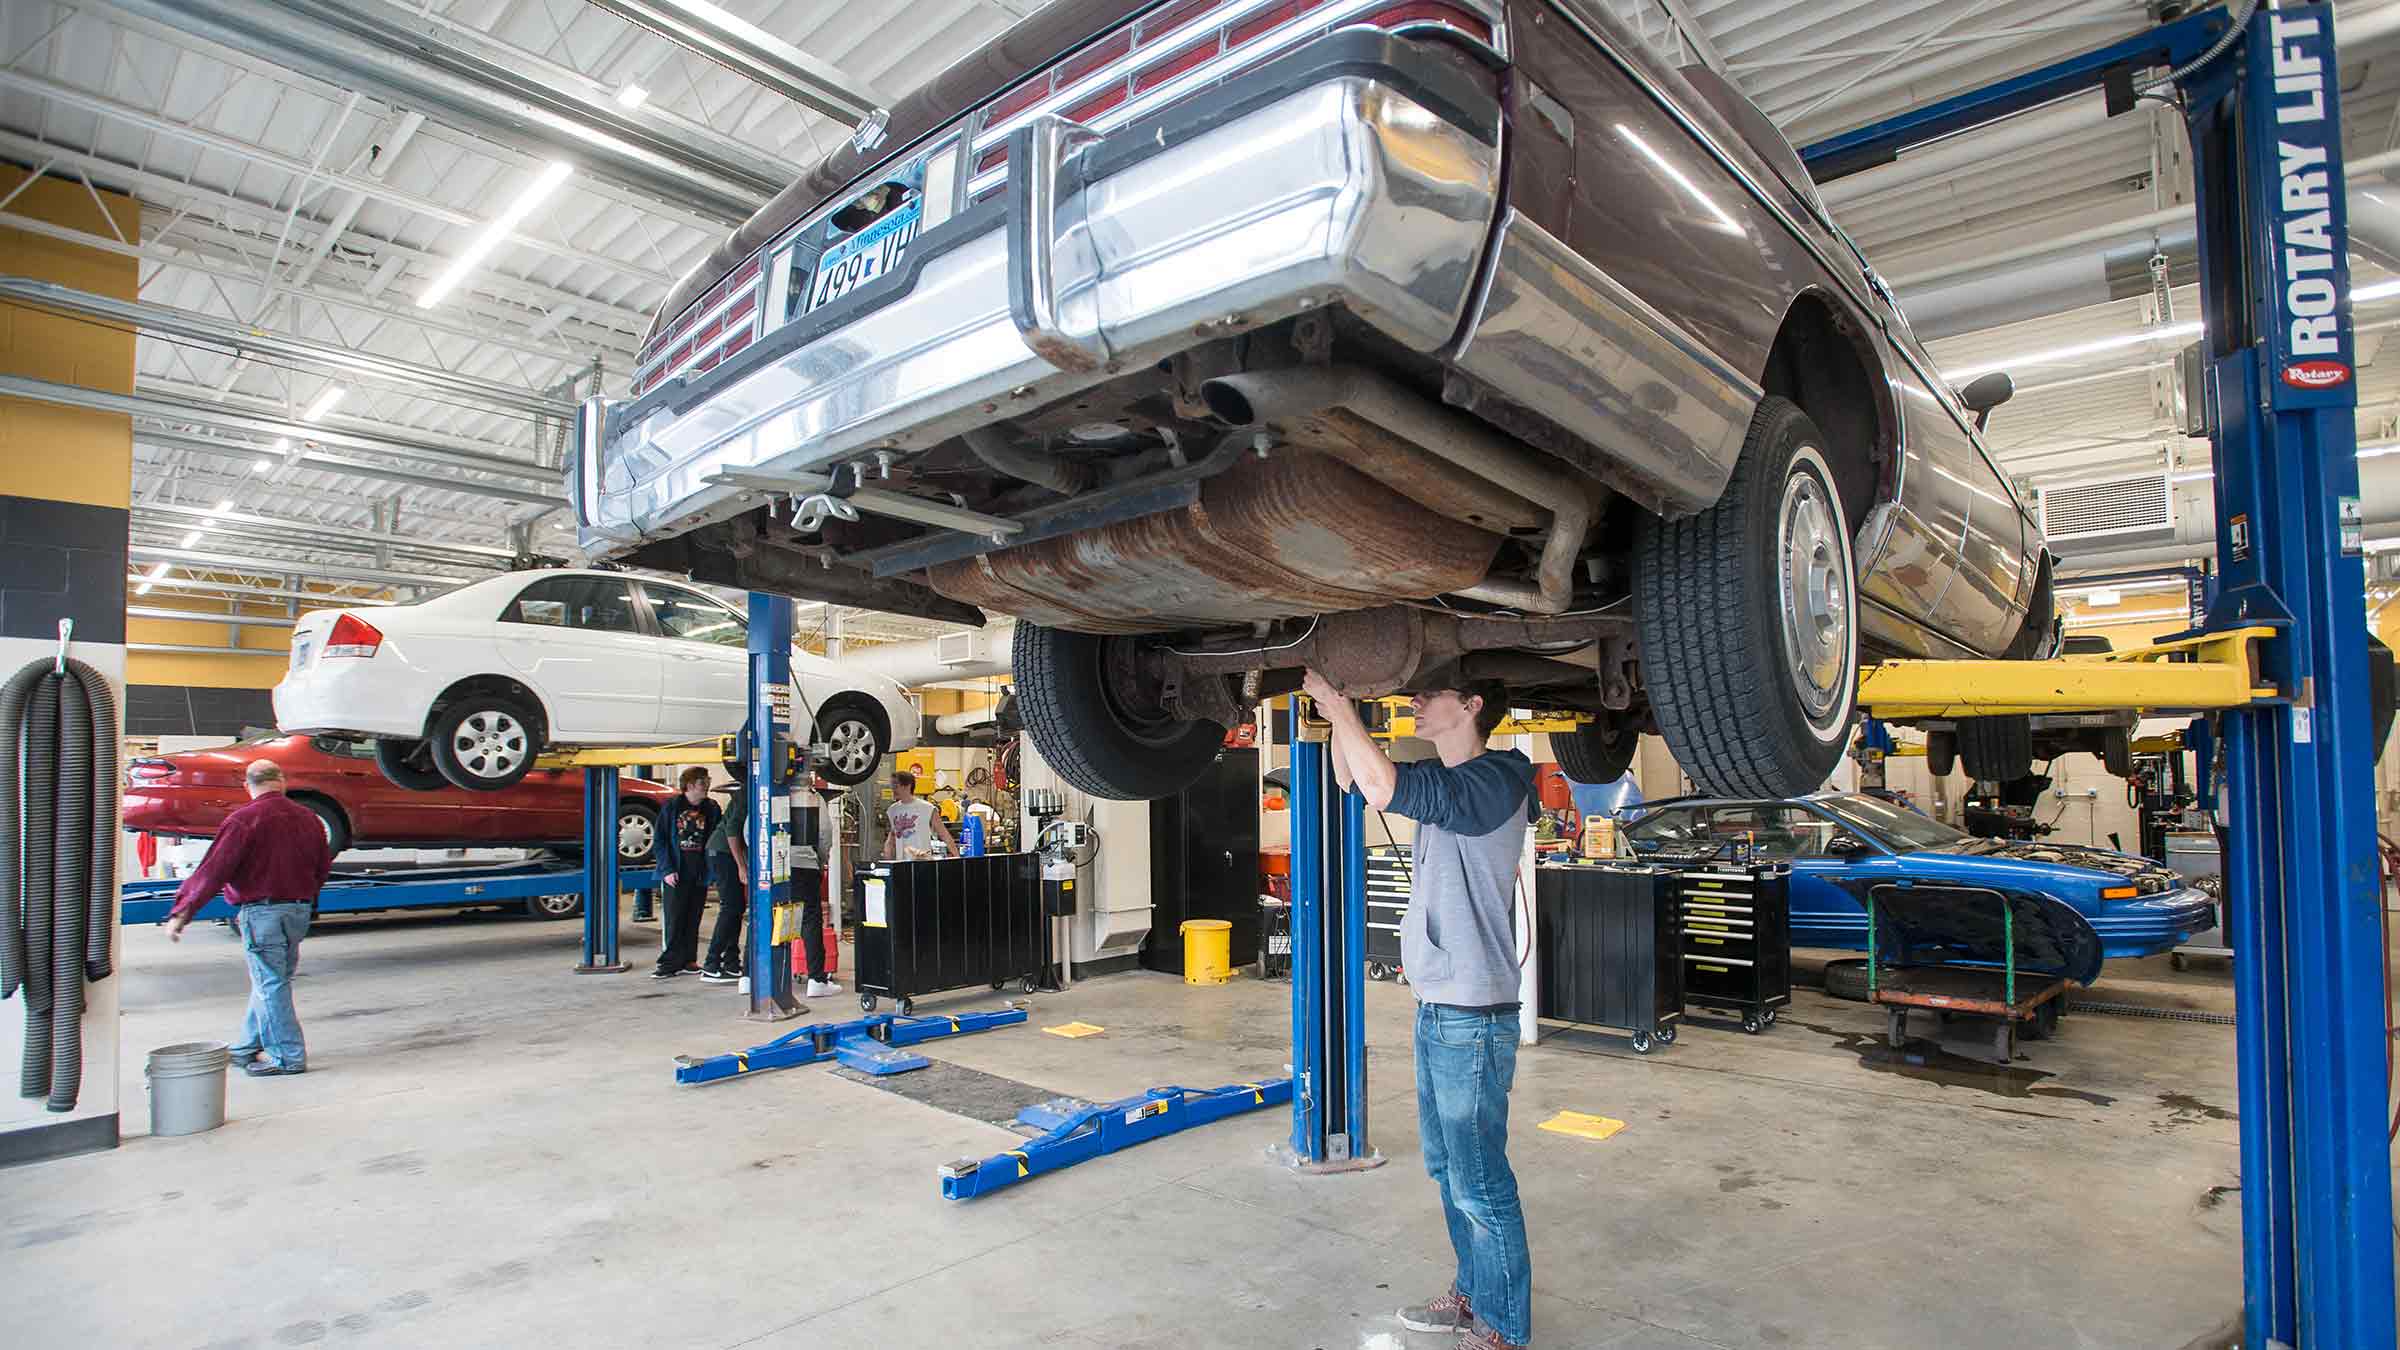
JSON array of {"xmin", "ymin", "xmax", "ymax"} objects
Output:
[{"xmin": 0, "ymin": 656, "xmax": 118, "ymax": 1112}]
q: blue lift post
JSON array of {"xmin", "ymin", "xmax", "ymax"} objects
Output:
[
  {"xmin": 1288, "ymin": 718, "xmax": 1378, "ymax": 1169},
  {"xmin": 1807, "ymin": 6, "xmax": 2394, "ymax": 1342},
  {"xmin": 746, "ymin": 591, "xmax": 801, "ymax": 1021},
  {"xmin": 576, "ymin": 766, "xmax": 629, "ymax": 973}
]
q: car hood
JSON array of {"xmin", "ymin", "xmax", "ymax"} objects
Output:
[
  {"xmin": 1831, "ymin": 878, "xmax": 2105, "ymax": 986},
  {"xmin": 1922, "ymin": 840, "xmax": 2182, "ymax": 890}
]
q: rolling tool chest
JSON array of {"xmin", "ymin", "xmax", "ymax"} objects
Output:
[
  {"xmin": 1534, "ymin": 862, "xmax": 1682, "ymax": 1053},
  {"xmin": 854, "ymin": 854, "xmax": 1045, "ymax": 1014},
  {"xmin": 1364, "ymin": 844, "xmax": 1409, "ymax": 980},
  {"xmin": 1673, "ymin": 864, "xmax": 1792, "ymax": 1034}
]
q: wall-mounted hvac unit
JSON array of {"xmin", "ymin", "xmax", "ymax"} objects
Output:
[
  {"xmin": 2037, "ymin": 472, "xmax": 2176, "ymax": 546},
  {"xmin": 936, "ymin": 628, "xmax": 994, "ymax": 668}
]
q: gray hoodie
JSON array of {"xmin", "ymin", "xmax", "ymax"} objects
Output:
[{"xmin": 1389, "ymin": 748, "xmax": 1535, "ymax": 1008}]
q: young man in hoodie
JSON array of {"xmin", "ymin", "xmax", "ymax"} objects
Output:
[{"xmin": 1302, "ymin": 670, "xmax": 1536, "ymax": 1350}]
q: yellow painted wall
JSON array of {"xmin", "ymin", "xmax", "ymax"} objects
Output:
[
  {"xmin": 125, "ymin": 592, "xmax": 296, "ymax": 689},
  {"xmin": 0, "ymin": 167, "xmax": 136, "ymax": 510}
]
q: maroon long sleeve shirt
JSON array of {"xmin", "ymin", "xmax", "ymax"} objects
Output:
[{"xmin": 168, "ymin": 792, "xmax": 335, "ymax": 923}]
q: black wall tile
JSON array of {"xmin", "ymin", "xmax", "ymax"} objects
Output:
[
  {"xmin": 123, "ymin": 684, "xmax": 274, "ymax": 738},
  {"xmin": 0, "ymin": 496, "xmax": 127, "ymax": 643}
]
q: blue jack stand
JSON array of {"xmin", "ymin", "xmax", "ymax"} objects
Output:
[
  {"xmin": 672, "ymin": 1006, "xmax": 1026, "ymax": 1085},
  {"xmin": 938, "ymin": 1078, "xmax": 1293, "ymax": 1200}
]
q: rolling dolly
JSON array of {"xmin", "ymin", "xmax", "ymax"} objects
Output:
[
  {"xmin": 671, "ymin": 1005, "xmax": 1026, "ymax": 1085},
  {"xmin": 1859, "ymin": 882, "xmax": 2095, "ymax": 1065},
  {"xmin": 938, "ymin": 1078, "xmax": 1292, "ymax": 1200}
]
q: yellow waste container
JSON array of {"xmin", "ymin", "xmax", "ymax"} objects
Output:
[{"xmin": 1180, "ymin": 919, "xmax": 1234, "ymax": 985}]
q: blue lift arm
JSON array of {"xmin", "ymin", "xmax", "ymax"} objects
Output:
[
  {"xmin": 674, "ymin": 1006, "xmax": 1026, "ymax": 1085},
  {"xmin": 123, "ymin": 859, "xmax": 660, "ymax": 925},
  {"xmin": 938, "ymin": 1078, "xmax": 1293, "ymax": 1200}
]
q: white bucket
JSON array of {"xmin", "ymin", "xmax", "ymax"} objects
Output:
[{"xmin": 146, "ymin": 1041, "xmax": 230, "ymax": 1137}]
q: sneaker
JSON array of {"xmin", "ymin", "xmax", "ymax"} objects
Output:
[
  {"xmin": 650, "ymin": 967, "xmax": 680, "ymax": 980},
  {"xmin": 1398, "ymin": 1290, "xmax": 1472, "ymax": 1334},
  {"xmin": 242, "ymin": 1060, "xmax": 305, "ymax": 1077},
  {"xmin": 699, "ymin": 967, "xmax": 740, "ymax": 984},
  {"xmin": 226, "ymin": 1045, "xmax": 259, "ymax": 1065},
  {"xmin": 1458, "ymin": 1322, "xmax": 1528, "ymax": 1350},
  {"xmin": 805, "ymin": 979, "xmax": 843, "ymax": 997}
]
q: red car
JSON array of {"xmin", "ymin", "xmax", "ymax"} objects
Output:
[{"xmin": 125, "ymin": 734, "xmax": 672, "ymax": 864}]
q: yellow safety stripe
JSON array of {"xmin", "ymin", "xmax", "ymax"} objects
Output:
[
  {"xmin": 1240, "ymin": 1081, "xmax": 1265, "ymax": 1104},
  {"xmin": 1009, "ymin": 1150, "xmax": 1030, "ymax": 1178},
  {"xmin": 735, "ymin": 1052, "xmax": 749, "ymax": 1073}
]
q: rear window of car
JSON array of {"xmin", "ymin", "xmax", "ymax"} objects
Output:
[{"xmin": 501, "ymin": 577, "xmax": 642, "ymax": 633}]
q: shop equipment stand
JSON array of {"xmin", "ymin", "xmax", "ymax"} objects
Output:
[
  {"xmin": 1672, "ymin": 863, "xmax": 1792, "ymax": 1034},
  {"xmin": 1863, "ymin": 882, "xmax": 2079, "ymax": 1064},
  {"xmin": 1534, "ymin": 861, "xmax": 1682, "ymax": 1053}
]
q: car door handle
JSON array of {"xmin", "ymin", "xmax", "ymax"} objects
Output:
[{"xmin": 671, "ymin": 652, "xmax": 705, "ymax": 661}]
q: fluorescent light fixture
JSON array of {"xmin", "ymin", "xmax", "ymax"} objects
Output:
[
  {"xmin": 1616, "ymin": 124, "xmax": 1742, "ymax": 235},
  {"xmin": 252, "ymin": 458, "xmax": 273, "ymax": 472},
  {"xmin": 304, "ymin": 384, "xmax": 347, "ymax": 420},
  {"xmin": 179, "ymin": 531, "xmax": 202, "ymax": 547},
  {"xmin": 2356, "ymin": 278, "xmax": 2400, "ymax": 302},
  {"xmin": 135, "ymin": 581, "xmax": 153, "ymax": 596},
  {"xmin": 2086, "ymin": 588, "xmax": 2123, "ymax": 608},
  {"xmin": 1945, "ymin": 320, "xmax": 2203, "ymax": 382},
  {"xmin": 2061, "ymin": 607, "xmax": 2189, "ymax": 626},
  {"xmin": 615, "ymin": 83, "xmax": 649, "ymax": 109},
  {"xmin": 416, "ymin": 160, "xmax": 576, "ymax": 310}
]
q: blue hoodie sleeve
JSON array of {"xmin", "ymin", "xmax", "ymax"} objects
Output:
[{"xmin": 1387, "ymin": 750, "xmax": 1534, "ymax": 835}]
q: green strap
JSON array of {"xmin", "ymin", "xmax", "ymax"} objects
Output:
[
  {"xmin": 2003, "ymin": 898, "xmax": 2015, "ymax": 1008},
  {"xmin": 1867, "ymin": 892, "xmax": 1878, "ymax": 996}
]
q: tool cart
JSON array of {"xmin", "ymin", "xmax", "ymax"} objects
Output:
[
  {"xmin": 1856, "ymin": 881, "xmax": 2100, "ymax": 1065},
  {"xmin": 1671, "ymin": 862, "xmax": 1792, "ymax": 1034},
  {"xmin": 1535, "ymin": 860, "xmax": 1682, "ymax": 1053}
]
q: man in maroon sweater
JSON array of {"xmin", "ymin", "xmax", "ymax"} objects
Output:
[{"xmin": 165, "ymin": 760, "xmax": 334, "ymax": 1076}]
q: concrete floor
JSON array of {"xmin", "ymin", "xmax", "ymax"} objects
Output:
[{"xmin": 0, "ymin": 901, "xmax": 2342, "ymax": 1350}]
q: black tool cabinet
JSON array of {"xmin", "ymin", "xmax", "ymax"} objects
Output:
[
  {"xmin": 1364, "ymin": 844, "xmax": 1409, "ymax": 979},
  {"xmin": 854, "ymin": 853, "xmax": 1044, "ymax": 1014},
  {"xmin": 1672, "ymin": 864, "xmax": 1792, "ymax": 1033},
  {"xmin": 1534, "ymin": 862, "xmax": 1682, "ymax": 1052}
]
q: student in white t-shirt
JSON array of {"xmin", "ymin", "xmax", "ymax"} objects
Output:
[{"xmin": 883, "ymin": 771, "xmax": 957, "ymax": 860}]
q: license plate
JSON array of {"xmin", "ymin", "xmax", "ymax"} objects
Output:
[
  {"xmin": 291, "ymin": 635, "xmax": 315, "ymax": 669},
  {"xmin": 805, "ymin": 203, "xmax": 921, "ymax": 312}
]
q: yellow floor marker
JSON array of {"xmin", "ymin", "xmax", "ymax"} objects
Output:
[
  {"xmin": 1537, "ymin": 1111, "xmax": 1627, "ymax": 1142},
  {"xmin": 1043, "ymin": 1022, "xmax": 1107, "ymax": 1039}
]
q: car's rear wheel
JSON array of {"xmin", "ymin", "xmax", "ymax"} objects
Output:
[
  {"xmin": 522, "ymin": 892, "xmax": 584, "ymax": 920},
  {"xmin": 1957, "ymin": 716, "xmax": 2033, "ymax": 783},
  {"xmin": 429, "ymin": 696, "xmax": 540, "ymax": 791},
  {"xmin": 810, "ymin": 695, "xmax": 888, "ymax": 787},
  {"xmin": 1636, "ymin": 396, "xmax": 1857, "ymax": 797},
  {"xmin": 373, "ymin": 737, "xmax": 449, "ymax": 792},
  {"xmin": 293, "ymin": 796, "xmax": 351, "ymax": 855},
  {"xmin": 615, "ymin": 801, "xmax": 660, "ymax": 866},
  {"xmin": 2101, "ymin": 726, "xmax": 2133, "ymax": 779},
  {"xmin": 1926, "ymin": 729, "xmax": 1957, "ymax": 778},
  {"xmin": 1014, "ymin": 623, "xmax": 1225, "ymax": 800},
  {"xmin": 1550, "ymin": 713, "xmax": 1640, "ymax": 785}
]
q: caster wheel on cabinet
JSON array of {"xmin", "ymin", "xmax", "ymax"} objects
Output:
[
  {"xmin": 1630, "ymin": 1031, "xmax": 1654, "ymax": 1054},
  {"xmin": 898, "ymin": 998, "xmax": 915, "ymax": 1017},
  {"xmin": 1742, "ymin": 1014, "xmax": 1763, "ymax": 1035},
  {"xmin": 858, "ymin": 994, "xmax": 877, "ymax": 1012}
]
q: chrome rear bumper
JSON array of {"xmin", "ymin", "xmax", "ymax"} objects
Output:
[{"xmin": 575, "ymin": 75, "xmax": 1503, "ymax": 550}]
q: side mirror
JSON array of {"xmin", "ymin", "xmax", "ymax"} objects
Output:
[
  {"xmin": 1959, "ymin": 371, "xmax": 2014, "ymax": 432},
  {"xmin": 1828, "ymin": 834, "xmax": 1873, "ymax": 858}
]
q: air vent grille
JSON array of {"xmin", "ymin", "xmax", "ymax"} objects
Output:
[{"xmin": 2038, "ymin": 473, "xmax": 2174, "ymax": 542}]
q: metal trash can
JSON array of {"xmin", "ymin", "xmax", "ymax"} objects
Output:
[{"xmin": 146, "ymin": 1042, "xmax": 230, "ymax": 1137}]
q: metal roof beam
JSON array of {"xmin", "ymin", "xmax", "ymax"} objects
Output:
[
  {"xmin": 101, "ymin": 0, "xmax": 785, "ymax": 222},
  {"xmin": 127, "ymin": 606, "xmax": 297, "ymax": 628},
  {"xmin": 132, "ymin": 426, "xmax": 564, "ymax": 509},
  {"xmin": 126, "ymin": 575, "xmax": 399, "ymax": 605},
  {"xmin": 583, "ymin": 0, "xmax": 888, "ymax": 125},
  {"xmin": 129, "ymin": 544, "xmax": 476, "ymax": 587},
  {"xmin": 133, "ymin": 520, "xmax": 507, "ymax": 572},
  {"xmin": 1, "ymin": 276, "xmax": 576, "ymax": 420},
  {"xmin": 137, "ymin": 502, "xmax": 519, "ymax": 561}
]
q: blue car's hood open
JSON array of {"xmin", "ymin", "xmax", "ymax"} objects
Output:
[{"xmin": 1832, "ymin": 878, "xmax": 2106, "ymax": 987}]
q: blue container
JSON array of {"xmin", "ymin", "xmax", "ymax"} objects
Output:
[{"xmin": 962, "ymin": 812, "xmax": 986, "ymax": 858}]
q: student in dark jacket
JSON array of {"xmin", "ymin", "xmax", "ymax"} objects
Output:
[{"xmin": 654, "ymin": 768, "xmax": 721, "ymax": 979}]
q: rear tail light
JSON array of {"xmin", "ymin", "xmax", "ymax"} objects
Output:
[
  {"xmin": 323, "ymin": 613, "xmax": 384, "ymax": 659},
  {"xmin": 129, "ymin": 759, "xmax": 175, "ymax": 780}
]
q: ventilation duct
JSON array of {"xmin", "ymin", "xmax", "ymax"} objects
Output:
[{"xmin": 2038, "ymin": 472, "xmax": 2175, "ymax": 546}]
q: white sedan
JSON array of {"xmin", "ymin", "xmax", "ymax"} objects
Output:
[{"xmin": 273, "ymin": 568, "xmax": 918, "ymax": 791}]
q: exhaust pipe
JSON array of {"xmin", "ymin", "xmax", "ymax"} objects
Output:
[
  {"xmin": 962, "ymin": 427, "xmax": 1091, "ymax": 497},
  {"xmin": 1200, "ymin": 365, "xmax": 1595, "ymax": 613}
]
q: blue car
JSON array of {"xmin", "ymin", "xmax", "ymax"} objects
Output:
[{"xmin": 1622, "ymin": 793, "xmax": 2215, "ymax": 967}]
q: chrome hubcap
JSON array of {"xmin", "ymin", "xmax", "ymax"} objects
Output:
[
  {"xmin": 451, "ymin": 709, "xmax": 528, "ymax": 779},
  {"xmin": 1777, "ymin": 457, "xmax": 1852, "ymax": 727},
  {"xmin": 826, "ymin": 718, "xmax": 877, "ymax": 774},
  {"xmin": 616, "ymin": 812, "xmax": 655, "ymax": 860}
]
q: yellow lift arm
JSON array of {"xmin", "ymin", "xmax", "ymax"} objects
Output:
[{"xmin": 1858, "ymin": 625, "xmax": 2282, "ymax": 719}]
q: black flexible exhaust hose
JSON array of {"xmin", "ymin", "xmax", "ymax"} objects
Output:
[{"xmin": 0, "ymin": 656, "xmax": 118, "ymax": 1112}]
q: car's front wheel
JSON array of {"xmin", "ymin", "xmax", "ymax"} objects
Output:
[
  {"xmin": 293, "ymin": 796, "xmax": 351, "ymax": 855},
  {"xmin": 429, "ymin": 696, "xmax": 540, "ymax": 791},
  {"xmin": 1550, "ymin": 713, "xmax": 1640, "ymax": 785},
  {"xmin": 1014, "ymin": 623, "xmax": 1226, "ymax": 800},
  {"xmin": 373, "ymin": 737, "xmax": 449, "ymax": 792},
  {"xmin": 810, "ymin": 695, "xmax": 889, "ymax": 787},
  {"xmin": 1636, "ymin": 396, "xmax": 1857, "ymax": 797}
]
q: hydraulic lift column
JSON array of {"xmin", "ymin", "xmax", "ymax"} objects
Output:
[
  {"xmin": 746, "ymin": 592, "xmax": 800, "ymax": 1021},
  {"xmin": 1287, "ymin": 715, "xmax": 1377, "ymax": 1169},
  {"xmin": 576, "ymin": 766, "xmax": 628, "ymax": 973}
]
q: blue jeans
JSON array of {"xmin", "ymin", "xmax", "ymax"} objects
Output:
[
  {"xmin": 1415, "ymin": 1002, "xmax": 1530, "ymax": 1344},
  {"xmin": 230, "ymin": 902, "xmax": 311, "ymax": 1069}
]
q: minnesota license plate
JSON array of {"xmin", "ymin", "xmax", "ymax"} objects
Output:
[{"xmin": 805, "ymin": 203, "xmax": 921, "ymax": 312}]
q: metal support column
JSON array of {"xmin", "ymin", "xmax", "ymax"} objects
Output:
[
  {"xmin": 747, "ymin": 592, "xmax": 800, "ymax": 1020},
  {"xmin": 1287, "ymin": 722, "xmax": 1380, "ymax": 1170},
  {"xmin": 576, "ymin": 766, "xmax": 628, "ymax": 973}
]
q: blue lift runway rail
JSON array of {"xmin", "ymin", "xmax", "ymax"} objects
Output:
[
  {"xmin": 673, "ymin": 1006, "xmax": 1026, "ymax": 1085},
  {"xmin": 1809, "ymin": 5, "xmax": 2395, "ymax": 1344},
  {"xmin": 120, "ymin": 859, "xmax": 660, "ymax": 925},
  {"xmin": 938, "ymin": 1078, "xmax": 1293, "ymax": 1200}
]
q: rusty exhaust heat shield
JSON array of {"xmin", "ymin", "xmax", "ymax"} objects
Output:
[
  {"xmin": 928, "ymin": 450, "xmax": 1499, "ymax": 634},
  {"xmin": 1201, "ymin": 365, "xmax": 1596, "ymax": 613}
]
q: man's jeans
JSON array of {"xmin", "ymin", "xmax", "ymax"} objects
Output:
[
  {"xmin": 1415, "ymin": 1002, "xmax": 1531, "ymax": 1345},
  {"xmin": 230, "ymin": 902, "xmax": 311, "ymax": 1069}
]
